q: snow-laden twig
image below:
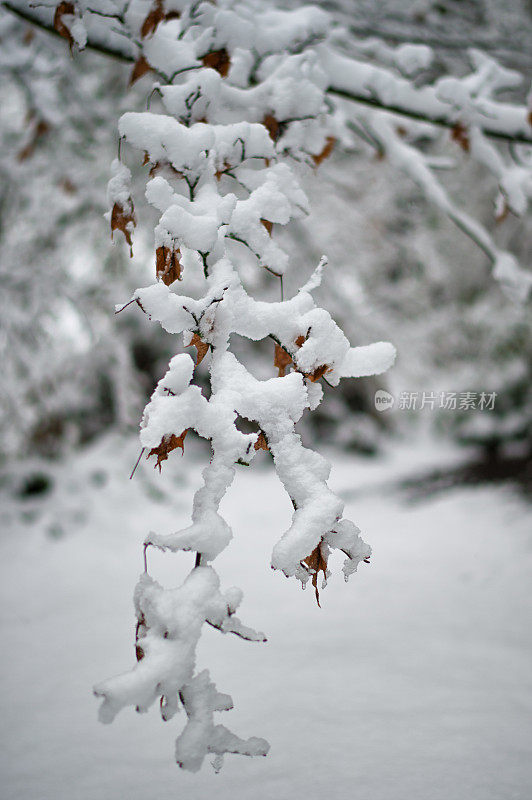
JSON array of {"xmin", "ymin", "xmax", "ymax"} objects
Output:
[{"xmin": 91, "ymin": 0, "xmax": 396, "ymax": 772}]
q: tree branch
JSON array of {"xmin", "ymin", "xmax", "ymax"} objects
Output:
[
  {"xmin": 3, "ymin": 0, "xmax": 531, "ymax": 147},
  {"xmin": 2, "ymin": 0, "xmax": 135, "ymax": 63}
]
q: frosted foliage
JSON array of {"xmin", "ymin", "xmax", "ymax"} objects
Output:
[
  {"xmin": 33, "ymin": 0, "xmax": 524, "ymax": 776},
  {"xmin": 88, "ymin": 0, "xmax": 397, "ymax": 772}
]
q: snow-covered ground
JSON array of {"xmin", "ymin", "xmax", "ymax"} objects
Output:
[{"xmin": 1, "ymin": 435, "xmax": 531, "ymax": 800}]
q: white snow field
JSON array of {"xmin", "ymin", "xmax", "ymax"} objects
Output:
[{"xmin": 1, "ymin": 434, "xmax": 531, "ymax": 800}]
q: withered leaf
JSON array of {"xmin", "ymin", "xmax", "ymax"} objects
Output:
[
  {"xmin": 254, "ymin": 432, "xmax": 269, "ymax": 451},
  {"xmin": 451, "ymin": 122, "xmax": 470, "ymax": 153},
  {"xmin": 274, "ymin": 343, "xmax": 292, "ymax": 377},
  {"xmin": 129, "ymin": 56, "xmax": 152, "ymax": 86},
  {"xmin": 111, "ymin": 200, "xmax": 136, "ymax": 257},
  {"xmin": 186, "ymin": 332, "xmax": 209, "ymax": 365},
  {"xmin": 294, "ymin": 334, "xmax": 306, "ymax": 348},
  {"xmin": 53, "ymin": 2, "xmax": 75, "ymax": 50},
  {"xmin": 262, "ymin": 115, "xmax": 280, "ymax": 142},
  {"xmin": 17, "ymin": 119, "xmax": 50, "ymax": 162},
  {"xmin": 135, "ymin": 614, "xmax": 146, "ymax": 661},
  {"xmin": 140, "ymin": 0, "xmax": 164, "ymax": 38},
  {"xmin": 312, "ymin": 136, "xmax": 336, "ymax": 166},
  {"xmin": 306, "ymin": 364, "xmax": 329, "ymax": 382},
  {"xmin": 261, "ymin": 218, "xmax": 273, "ymax": 235},
  {"xmin": 147, "ymin": 430, "xmax": 188, "ymax": 471},
  {"xmin": 202, "ymin": 48, "xmax": 230, "ymax": 77},
  {"xmin": 302, "ymin": 542, "xmax": 328, "ymax": 607},
  {"xmin": 156, "ymin": 245, "xmax": 182, "ymax": 285}
]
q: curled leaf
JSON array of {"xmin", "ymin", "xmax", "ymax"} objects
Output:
[
  {"xmin": 111, "ymin": 200, "xmax": 136, "ymax": 257},
  {"xmin": 147, "ymin": 430, "xmax": 188, "ymax": 471},
  {"xmin": 302, "ymin": 542, "xmax": 328, "ymax": 607},
  {"xmin": 53, "ymin": 2, "xmax": 75, "ymax": 50},
  {"xmin": 156, "ymin": 245, "xmax": 182, "ymax": 285},
  {"xmin": 186, "ymin": 333, "xmax": 210, "ymax": 366},
  {"xmin": 261, "ymin": 219, "xmax": 273, "ymax": 235},
  {"xmin": 202, "ymin": 49, "xmax": 230, "ymax": 77},
  {"xmin": 312, "ymin": 136, "xmax": 336, "ymax": 166},
  {"xmin": 140, "ymin": 0, "xmax": 164, "ymax": 39},
  {"xmin": 305, "ymin": 365, "xmax": 329, "ymax": 382}
]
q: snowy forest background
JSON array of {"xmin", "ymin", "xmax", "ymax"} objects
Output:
[{"xmin": 0, "ymin": 1, "xmax": 531, "ymax": 798}]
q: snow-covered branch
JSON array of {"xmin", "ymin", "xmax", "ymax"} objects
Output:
[
  {"xmin": 4, "ymin": 0, "xmax": 532, "ymax": 144},
  {"xmin": 82, "ymin": 0, "xmax": 397, "ymax": 773},
  {"xmin": 7, "ymin": 0, "xmax": 530, "ymax": 775}
]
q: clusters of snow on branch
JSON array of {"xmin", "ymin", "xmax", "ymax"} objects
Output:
[
  {"xmin": 5, "ymin": 0, "xmax": 532, "ymax": 298},
  {"xmin": 326, "ymin": 45, "xmax": 532, "ymax": 301},
  {"xmin": 86, "ymin": 0, "xmax": 395, "ymax": 772}
]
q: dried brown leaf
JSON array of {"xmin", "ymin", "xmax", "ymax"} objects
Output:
[
  {"xmin": 147, "ymin": 430, "xmax": 188, "ymax": 471},
  {"xmin": 111, "ymin": 200, "xmax": 136, "ymax": 257},
  {"xmin": 53, "ymin": 2, "xmax": 75, "ymax": 49},
  {"xmin": 140, "ymin": 0, "xmax": 164, "ymax": 38},
  {"xmin": 262, "ymin": 115, "xmax": 280, "ymax": 141},
  {"xmin": 129, "ymin": 56, "xmax": 152, "ymax": 86},
  {"xmin": 17, "ymin": 119, "xmax": 50, "ymax": 162},
  {"xmin": 254, "ymin": 432, "xmax": 269, "ymax": 451},
  {"xmin": 186, "ymin": 332, "xmax": 210, "ymax": 365},
  {"xmin": 312, "ymin": 136, "xmax": 336, "ymax": 166},
  {"xmin": 451, "ymin": 122, "xmax": 470, "ymax": 153},
  {"xmin": 302, "ymin": 542, "xmax": 328, "ymax": 607},
  {"xmin": 261, "ymin": 218, "xmax": 273, "ymax": 235},
  {"xmin": 274, "ymin": 343, "xmax": 292, "ymax": 377},
  {"xmin": 202, "ymin": 48, "xmax": 230, "ymax": 77},
  {"xmin": 156, "ymin": 245, "xmax": 182, "ymax": 285},
  {"xmin": 305, "ymin": 364, "xmax": 329, "ymax": 382}
]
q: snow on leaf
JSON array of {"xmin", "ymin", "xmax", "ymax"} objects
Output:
[
  {"xmin": 186, "ymin": 333, "xmax": 210, "ymax": 366},
  {"xmin": 110, "ymin": 201, "xmax": 136, "ymax": 257},
  {"xmin": 312, "ymin": 136, "xmax": 336, "ymax": 166},
  {"xmin": 156, "ymin": 245, "xmax": 182, "ymax": 285},
  {"xmin": 53, "ymin": 2, "xmax": 75, "ymax": 50},
  {"xmin": 202, "ymin": 49, "xmax": 231, "ymax": 78}
]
